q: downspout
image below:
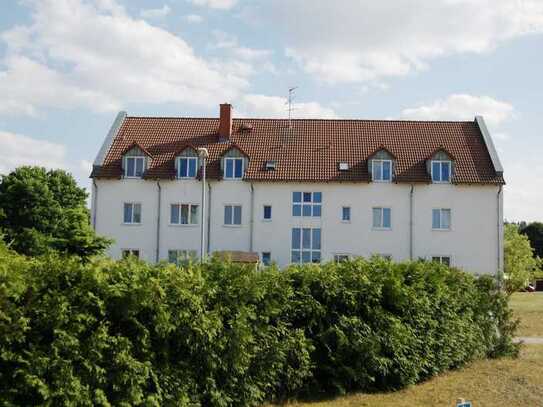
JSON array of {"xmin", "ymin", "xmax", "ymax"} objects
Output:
[
  {"xmin": 409, "ymin": 184, "xmax": 414, "ymax": 260},
  {"xmin": 207, "ymin": 182, "xmax": 212, "ymax": 256},
  {"xmin": 92, "ymin": 179, "xmax": 98, "ymax": 230},
  {"xmin": 156, "ymin": 180, "xmax": 162, "ymax": 263},
  {"xmin": 249, "ymin": 183, "xmax": 254, "ymax": 252},
  {"xmin": 497, "ymin": 185, "xmax": 503, "ymax": 285}
]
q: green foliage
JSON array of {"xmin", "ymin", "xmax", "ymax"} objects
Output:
[
  {"xmin": 0, "ymin": 245, "xmax": 518, "ymax": 406},
  {"xmin": 520, "ymin": 222, "xmax": 543, "ymax": 259},
  {"xmin": 0, "ymin": 166, "xmax": 110, "ymax": 258},
  {"xmin": 504, "ymin": 224, "xmax": 538, "ymax": 293}
]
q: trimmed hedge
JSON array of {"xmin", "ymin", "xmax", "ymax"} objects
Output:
[{"xmin": 0, "ymin": 245, "xmax": 518, "ymax": 406}]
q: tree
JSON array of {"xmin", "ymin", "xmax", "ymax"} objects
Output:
[
  {"xmin": 0, "ymin": 166, "xmax": 110, "ymax": 258},
  {"xmin": 504, "ymin": 223, "xmax": 537, "ymax": 293},
  {"xmin": 520, "ymin": 222, "xmax": 543, "ymax": 259}
]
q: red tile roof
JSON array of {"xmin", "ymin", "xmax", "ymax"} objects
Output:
[{"xmin": 91, "ymin": 116, "xmax": 504, "ymax": 184}]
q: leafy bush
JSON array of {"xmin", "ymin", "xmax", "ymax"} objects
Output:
[{"xmin": 0, "ymin": 246, "xmax": 518, "ymax": 406}]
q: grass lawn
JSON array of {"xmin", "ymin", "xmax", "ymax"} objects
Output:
[
  {"xmin": 510, "ymin": 292, "xmax": 543, "ymax": 337},
  {"xmin": 279, "ymin": 293, "xmax": 543, "ymax": 407}
]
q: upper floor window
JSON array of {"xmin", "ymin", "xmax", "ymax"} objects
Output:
[
  {"xmin": 372, "ymin": 159, "xmax": 392, "ymax": 182},
  {"xmin": 432, "ymin": 208, "xmax": 451, "ymax": 230},
  {"xmin": 124, "ymin": 156, "xmax": 145, "ymax": 178},
  {"xmin": 168, "ymin": 249, "xmax": 197, "ymax": 265},
  {"xmin": 224, "ymin": 205, "xmax": 242, "ymax": 225},
  {"xmin": 292, "ymin": 192, "xmax": 322, "ymax": 217},
  {"xmin": 178, "ymin": 157, "xmax": 198, "ymax": 178},
  {"xmin": 431, "ymin": 160, "xmax": 451, "ymax": 183},
  {"xmin": 291, "ymin": 227, "xmax": 321, "ymax": 264},
  {"xmin": 263, "ymin": 205, "xmax": 272, "ymax": 220},
  {"xmin": 342, "ymin": 206, "xmax": 351, "ymax": 222},
  {"xmin": 372, "ymin": 207, "xmax": 391, "ymax": 229},
  {"xmin": 123, "ymin": 202, "xmax": 141, "ymax": 224},
  {"xmin": 170, "ymin": 204, "xmax": 199, "ymax": 225},
  {"xmin": 224, "ymin": 157, "xmax": 244, "ymax": 179}
]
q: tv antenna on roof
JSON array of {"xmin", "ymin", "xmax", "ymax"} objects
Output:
[{"xmin": 287, "ymin": 86, "xmax": 298, "ymax": 130}]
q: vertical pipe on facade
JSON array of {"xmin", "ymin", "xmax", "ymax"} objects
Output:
[
  {"xmin": 497, "ymin": 185, "xmax": 503, "ymax": 285},
  {"xmin": 249, "ymin": 183, "xmax": 254, "ymax": 252},
  {"xmin": 156, "ymin": 181, "xmax": 161, "ymax": 263},
  {"xmin": 207, "ymin": 183, "xmax": 212, "ymax": 256},
  {"xmin": 409, "ymin": 184, "xmax": 414, "ymax": 260},
  {"xmin": 92, "ymin": 180, "xmax": 98, "ymax": 230}
]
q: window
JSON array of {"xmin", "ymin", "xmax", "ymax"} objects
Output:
[
  {"xmin": 342, "ymin": 206, "xmax": 351, "ymax": 222},
  {"xmin": 170, "ymin": 204, "xmax": 199, "ymax": 225},
  {"xmin": 372, "ymin": 207, "xmax": 391, "ymax": 229},
  {"xmin": 122, "ymin": 249, "xmax": 140, "ymax": 259},
  {"xmin": 432, "ymin": 208, "xmax": 451, "ymax": 230},
  {"xmin": 432, "ymin": 256, "xmax": 451, "ymax": 266},
  {"xmin": 292, "ymin": 192, "xmax": 322, "ymax": 217},
  {"xmin": 375, "ymin": 254, "xmax": 392, "ymax": 261},
  {"xmin": 291, "ymin": 228, "xmax": 321, "ymax": 264},
  {"xmin": 224, "ymin": 158, "xmax": 244, "ymax": 179},
  {"xmin": 178, "ymin": 157, "xmax": 198, "ymax": 178},
  {"xmin": 123, "ymin": 203, "xmax": 141, "ymax": 224},
  {"xmin": 372, "ymin": 160, "xmax": 392, "ymax": 182},
  {"xmin": 124, "ymin": 156, "xmax": 145, "ymax": 178},
  {"xmin": 431, "ymin": 160, "xmax": 451, "ymax": 183},
  {"xmin": 262, "ymin": 252, "xmax": 271, "ymax": 266},
  {"xmin": 334, "ymin": 254, "xmax": 350, "ymax": 263},
  {"xmin": 263, "ymin": 205, "xmax": 272, "ymax": 220},
  {"xmin": 224, "ymin": 205, "xmax": 242, "ymax": 225},
  {"xmin": 168, "ymin": 250, "xmax": 197, "ymax": 265}
]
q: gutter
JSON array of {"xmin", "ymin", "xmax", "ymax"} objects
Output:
[
  {"xmin": 249, "ymin": 183, "xmax": 255, "ymax": 252},
  {"xmin": 409, "ymin": 184, "xmax": 414, "ymax": 260},
  {"xmin": 156, "ymin": 180, "xmax": 162, "ymax": 263}
]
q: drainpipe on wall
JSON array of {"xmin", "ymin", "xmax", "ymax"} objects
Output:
[
  {"xmin": 198, "ymin": 148, "xmax": 209, "ymax": 261},
  {"xmin": 92, "ymin": 179, "xmax": 98, "ymax": 230},
  {"xmin": 250, "ymin": 183, "xmax": 254, "ymax": 252},
  {"xmin": 156, "ymin": 180, "xmax": 162, "ymax": 263},
  {"xmin": 207, "ymin": 182, "xmax": 212, "ymax": 256},
  {"xmin": 497, "ymin": 185, "xmax": 503, "ymax": 286},
  {"xmin": 409, "ymin": 184, "xmax": 414, "ymax": 260}
]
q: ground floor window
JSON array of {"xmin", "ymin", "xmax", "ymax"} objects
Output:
[
  {"xmin": 261, "ymin": 252, "xmax": 271, "ymax": 266},
  {"xmin": 168, "ymin": 250, "xmax": 197, "ymax": 265},
  {"xmin": 334, "ymin": 254, "xmax": 350, "ymax": 263},
  {"xmin": 291, "ymin": 228, "xmax": 321, "ymax": 264},
  {"xmin": 122, "ymin": 249, "xmax": 140, "ymax": 259},
  {"xmin": 432, "ymin": 256, "xmax": 451, "ymax": 266}
]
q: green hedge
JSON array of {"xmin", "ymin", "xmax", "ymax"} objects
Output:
[{"xmin": 0, "ymin": 245, "xmax": 518, "ymax": 406}]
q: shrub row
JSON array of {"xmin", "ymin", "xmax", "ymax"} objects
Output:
[{"xmin": 0, "ymin": 245, "xmax": 518, "ymax": 406}]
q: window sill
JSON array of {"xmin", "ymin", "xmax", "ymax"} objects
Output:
[
  {"xmin": 222, "ymin": 178, "xmax": 244, "ymax": 181},
  {"xmin": 372, "ymin": 227, "xmax": 391, "ymax": 231},
  {"xmin": 432, "ymin": 228, "xmax": 452, "ymax": 232},
  {"xmin": 176, "ymin": 177, "xmax": 197, "ymax": 180},
  {"xmin": 223, "ymin": 224, "xmax": 242, "ymax": 228},
  {"xmin": 262, "ymin": 219, "xmax": 272, "ymax": 222},
  {"xmin": 371, "ymin": 179, "xmax": 392, "ymax": 183},
  {"xmin": 122, "ymin": 223, "xmax": 142, "ymax": 226},
  {"xmin": 123, "ymin": 176, "xmax": 143, "ymax": 180},
  {"xmin": 169, "ymin": 223, "xmax": 199, "ymax": 227},
  {"xmin": 432, "ymin": 181, "xmax": 451, "ymax": 184},
  {"xmin": 341, "ymin": 220, "xmax": 351, "ymax": 223}
]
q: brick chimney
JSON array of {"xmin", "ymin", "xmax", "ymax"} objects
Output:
[{"xmin": 219, "ymin": 103, "xmax": 232, "ymax": 140}]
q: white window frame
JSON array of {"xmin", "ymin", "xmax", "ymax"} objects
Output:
[
  {"xmin": 224, "ymin": 204, "xmax": 242, "ymax": 226},
  {"xmin": 262, "ymin": 204, "xmax": 272, "ymax": 221},
  {"xmin": 170, "ymin": 203, "xmax": 199, "ymax": 226},
  {"xmin": 341, "ymin": 206, "xmax": 351, "ymax": 222},
  {"xmin": 123, "ymin": 156, "xmax": 146, "ymax": 178},
  {"xmin": 292, "ymin": 191, "xmax": 322, "ymax": 217},
  {"xmin": 122, "ymin": 249, "xmax": 140, "ymax": 259},
  {"xmin": 224, "ymin": 157, "xmax": 244, "ymax": 180},
  {"xmin": 372, "ymin": 159, "xmax": 392, "ymax": 182},
  {"xmin": 291, "ymin": 227, "xmax": 322, "ymax": 264},
  {"xmin": 123, "ymin": 202, "xmax": 142, "ymax": 224},
  {"xmin": 432, "ymin": 208, "xmax": 451, "ymax": 230},
  {"xmin": 373, "ymin": 253, "xmax": 393, "ymax": 261},
  {"xmin": 372, "ymin": 207, "xmax": 392, "ymax": 230},
  {"xmin": 431, "ymin": 160, "xmax": 452, "ymax": 183},
  {"xmin": 177, "ymin": 157, "xmax": 199, "ymax": 179},
  {"xmin": 168, "ymin": 249, "xmax": 197, "ymax": 265},
  {"xmin": 334, "ymin": 254, "xmax": 351, "ymax": 263},
  {"xmin": 431, "ymin": 255, "xmax": 452, "ymax": 266}
]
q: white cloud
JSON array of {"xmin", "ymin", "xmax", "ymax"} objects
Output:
[
  {"xmin": 400, "ymin": 94, "xmax": 515, "ymax": 131},
  {"xmin": 237, "ymin": 94, "xmax": 339, "ymax": 119},
  {"xmin": 189, "ymin": 0, "xmax": 237, "ymax": 10},
  {"xmin": 140, "ymin": 5, "xmax": 171, "ymax": 19},
  {"xmin": 184, "ymin": 14, "xmax": 203, "ymax": 23},
  {"xmin": 249, "ymin": 0, "xmax": 543, "ymax": 84},
  {"xmin": 0, "ymin": 131, "xmax": 67, "ymax": 174},
  {"xmin": 0, "ymin": 0, "xmax": 250, "ymax": 116}
]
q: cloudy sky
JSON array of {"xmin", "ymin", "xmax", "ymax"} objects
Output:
[{"xmin": 0, "ymin": 0, "xmax": 542, "ymax": 221}]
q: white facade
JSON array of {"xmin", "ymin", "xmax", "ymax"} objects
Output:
[{"xmin": 92, "ymin": 178, "xmax": 503, "ymax": 275}]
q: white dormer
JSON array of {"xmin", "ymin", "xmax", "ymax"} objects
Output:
[
  {"xmin": 122, "ymin": 143, "xmax": 151, "ymax": 178},
  {"xmin": 368, "ymin": 148, "xmax": 395, "ymax": 182},
  {"xmin": 428, "ymin": 149, "xmax": 454, "ymax": 183},
  {"xmin": 175, "ymin": 146, "xmax": 199, "ymax": 179}
]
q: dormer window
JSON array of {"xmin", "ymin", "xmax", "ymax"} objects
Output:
[
  {"xmin": 372, "ymin": 159, "xmax": 392, "ymax": 182},
  {"xmin": 225, "ymin": 158, "xmax": 244, "ymax": 179},
  {"xmin": 178, "ymin": 157, "xmax": 198, "ymax": 178},
  {"xmin": 431, "ymin": 160, "xmax": 451, "ymax": 183},
  {"xmin": 124, "ymin": 156, "xmax": 146, "ymax": 178}
]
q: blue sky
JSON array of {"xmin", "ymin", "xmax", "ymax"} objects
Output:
[{"xmin": 0, "ymin": 0, "xmax": 542, "ymax": 221}]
